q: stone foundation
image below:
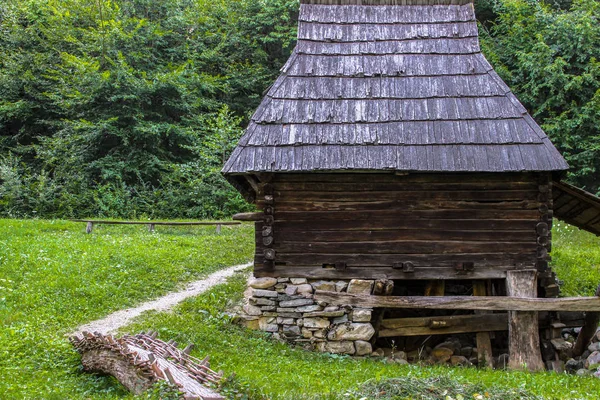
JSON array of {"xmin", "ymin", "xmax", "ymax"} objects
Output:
[{"xmin": 237, "ymin": 277, "xmax": 376, "ymax": 355}]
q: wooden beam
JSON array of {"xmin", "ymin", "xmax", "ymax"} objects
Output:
[
  {"xmin": 231, "ymin": 213, "xmax": 264, "ymax": 221},
  {"xmin": 70, "ymin": 220, "xmax": 240, "ymax": 226},
  {"xmin": 506, "ymin": 270, "xmax": 544, "ymax": 371},
  {"xmin": 313, "ymin": 291, "xmax": 600, "ymax": 312},
  {"xmin": 573, "ymin": 284, "xmax": 600, "ymax": 356},
  {"xmin": 256, "ymin": 266, "xmax": 512, "ymax": 280},
  {"xmin": 379, "ymin": 314, "xmax": 508, "ymax": 337},
  {"xmin": 474, "ymin": 281, "xmax": 494, "ymax": 368}
]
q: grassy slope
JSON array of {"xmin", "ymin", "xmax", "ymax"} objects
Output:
[
  {"xmin": 0, "ymin": 219, "xmax": 254, "ymax": 399},
  {"xmin": 1, "ymin": 219, "xmax": 600, "ymax": 399}
]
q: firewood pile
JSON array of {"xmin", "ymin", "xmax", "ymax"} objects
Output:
[{"xmin": 70, "ymin": 331, "xmax": 225, "ymax": 400}]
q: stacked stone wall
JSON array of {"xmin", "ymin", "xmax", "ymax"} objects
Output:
[{"xmin": 238, "ymin": 277, "xmax": 377, "ymax": 356}]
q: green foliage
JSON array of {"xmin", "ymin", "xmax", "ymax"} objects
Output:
[
  {"xmin": 551, "ymin": 221, "xmax": 600, "ymax": 297},
  {"xmin": 0, "ymin": 0, "xmax": 298, "ymax": 218},
  {"xmin": 480, "ymin": 0, "xmax": 600, "ymax": 194}
]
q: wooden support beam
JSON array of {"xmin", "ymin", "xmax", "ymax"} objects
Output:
[
  {"xmin": 474, "ymin": 281, "xmax": 494, "ymax": 368},
  {"xmin": 573, "ymin": 284, "xmax": 600, "ymax": 356},
  {"xmin": 506, "ymin": 270, "xmax": 545, "ymax": 372},
  {"xmin": 313, "ymin": 291, "xmax": 600, "ymax": 312},
  {"xmin": 232, "ymin": 212, "xmax": 264, "ymax": 221},
  {"xmin": 86, "ymin": 221, "xmax": 93, "ymax": 234},
  {"xmin": 379, "ymin": 314, "xmax": 508, "ymax": 337}
]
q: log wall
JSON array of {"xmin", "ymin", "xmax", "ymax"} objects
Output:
[{"xmin": 253, "ymin": 172, "xmax": 552, "ymax": 280}]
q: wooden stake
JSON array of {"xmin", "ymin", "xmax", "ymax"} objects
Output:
[
  {"xmin": 573, "ymin": 284, "xmax": 600, "ymax": 356},
  {"xmin": 506, "ymin": 270, "xmax": 545, "ymax": 371},
  {"xmin": 86, "ymin": 221, "xmax": 93, "ymax": 234},
  {"xmin": 474, "ymin": 281, "xmax": 494, "ymax": 368}
]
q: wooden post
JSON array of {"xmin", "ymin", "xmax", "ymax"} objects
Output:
[
  {"xmin": 473, "ymin": 281, "xmax": 494, "ymax": 368},
  {"xmin": 506, "ymin": 270, "xmax": 545, "ymax": 371},
  {"xmin": 86, "ymin": 222, "xmax": 93, "ymax": 234},
  {"xmin": 147, "ymin": 223, "xmax": 155, "ymax": 233},
  {"xmin": 573, "ymin": 284, "xmax": 600, "ymax": 356},
  {"xmin": 216, "ymin": 224, "xmax": 222, "ymax": 234}
]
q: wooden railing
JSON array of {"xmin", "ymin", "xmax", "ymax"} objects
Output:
[{"xmin": 69, "ymin": 219, "xmax": 241, "ymax": 234}]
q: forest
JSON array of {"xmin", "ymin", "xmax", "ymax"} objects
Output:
[{"xmin": 0, "ymin": 0, "xmax": 599, "ymax": 219}]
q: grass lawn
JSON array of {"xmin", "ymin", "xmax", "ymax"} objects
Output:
[
  {"xmin": 0, "ymin": 219, "xmax": 254, "ymax": 399},
  {"xmin": 1, "ymin": 219, "xmax": 600, "ymax": 399}
]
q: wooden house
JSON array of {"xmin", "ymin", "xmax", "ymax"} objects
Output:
[{"xmin": 223, "ymin": 0, "xmax": 600, "ymax": 370}]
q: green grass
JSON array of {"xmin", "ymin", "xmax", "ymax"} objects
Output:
[
  {"xmin": 0, "ymin": 219, "xmax": 254, "ymax": 399},
  {"xmin": 552, "ymin": 221, "xmax": 600, "ymax": 296},
  {"xmin": 1, "ymin": 219, "xmax": 600, "ymax": 399},
  {"xmin": 124, "ymin": 270, "xmax": 600, "ymax": 400}
]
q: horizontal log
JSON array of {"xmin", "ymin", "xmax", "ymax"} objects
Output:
[
  {"xmin": 273, "ymin": 240, "xmax": 536, "ymax": 255},
  {"xmin": 275, "ymin": 190, "xmax": 538, "ymax": 202},
  {"xmin": 314, "ymin": 291, "xmax": 600, "ymax": 312},
  {"xmin": 379, "ymin": 314, "xmax": 509, "ymax": 337},
  {"xmin": 276, "ymin": 229, "xmax": 536, "ymax": 243},
  {"xmin": 232, "ymin": 212, "xmax": 264, "ymax": 221},
  {"xmin": 69, "ymin": 220, "xmax": 240, "ymax": 226},
  {"xmin": 272, "ymin": 172, "xmax": 538, "ymax": 184},
  {"xmin": 274, "ymin": 218, "xmax": 538, "ymax": 231},
  {"xmin": 274, "ymin": 181, "xmax": 539, "ymax": 192},
  {"xmin": 273, "ymin": 209, "xmax": 540, "ymax": 221},
  {"xmin": 258, "ymin": 199, "xmax": 541, "ymax": 212},
  {"xmin": 254, "ymin": 265, "xmax": 515, "ymax": 280},
  {"xmin": 271, "ymin": 252, "xmax": 536, "ymax": 268}
]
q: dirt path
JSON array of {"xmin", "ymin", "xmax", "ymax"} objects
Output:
[{"xmin": 74, "ymin": 263, "xmax": 252, "ymax": 335}]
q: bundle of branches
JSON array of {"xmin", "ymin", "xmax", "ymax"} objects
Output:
[{"xmin": 70, "ymin": 331, "xmax": 225, "ymax": 400}]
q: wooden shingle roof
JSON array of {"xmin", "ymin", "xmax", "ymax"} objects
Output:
[{"xmin": 222, "ymin": 0, "xmax": 568, "ymax": 174}]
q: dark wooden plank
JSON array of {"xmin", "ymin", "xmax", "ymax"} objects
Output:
[
  {"xmin": 272, "ymin": 252, "xmax": 535, "ymax": 267},
  {"xmin": 379, "ymin": 313, "xmax": 508, "ymax": 337},
  {"xmin": 573, "ymin": 284, "xmax": 600, "ymax": 356},
  {"xmin": 276, "ymin": 229, "xmax": 536, "ymax": 243},
  {"xmin": 473, "ymin": 281, "xmax": 494, "ymax": 368},
  {"xmin": 274, "ymin": 218, "xmax": 538, "ymax": 231},
  {"xmin": 313, "ymin": 291, "xmax": 600, "ymax": 312},
  {"xmin": 275, "ymin": 189, "xmax": 539, "ymax": 202},
  {"xmin": 259, "ymin": 199, "xmax": 541, "ymax": 211},
  {"xmin": 274, "ymin": 209, "xmax": 540, "ymax": 221},
  {"xmin": 273, "ymin": 240, "xmax": 536, "ymax": 255},
  {"xmin": 274, "ymin": 181, "xmax": 539, "ymax": 192},
  {"xmin": 255, "ymin": 265, "xmax": 515, "ymax": 280},
  {"xmin": 272, "ymin": 172, "xmax": 538, "ymax": 184}
]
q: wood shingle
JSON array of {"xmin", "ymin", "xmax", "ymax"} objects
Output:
[{"xmin": 223, "ymin": 0, "xmax": 568, "ymax": 175}]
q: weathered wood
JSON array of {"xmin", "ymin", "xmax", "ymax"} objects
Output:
[
  {"xmin": 506, "ymin": 270, "xmax": 545, "ymax": 371},
  {"xmin": 473, "ymin": 281, "xmax": 494, "ymax": 368},
  {"xmin": 274, "ymin": 218, "xmax": 538, "ymax": 232},
  {"xmin": 71, "ymin": 332, "xmax": 224, "ymax": 399},
  {"xmin": 272, "ymin": 173, "xmax": 539, "ymax": 184},
  {"xmin": 275, "ymin": 181, "xmax": 539, "ymax": 193},
  {"xmin": 275, "ymin": 190, "xmax": 538, "ymax": 202},
  {"xmin": 260, "ymin": 199, "xmax": 541, "ymax": 212},
  {"xmin": 313, "ymin": 290, "xmax": 600, "ymax": 312},
  {"xmin": 86, "ymin": 221, "xmax": 93, "ymax": 234},
  {"xmin": 379, "ymin": 313, "xmax": 508, "ymax": 337},
  {"xmin": 273, "ymin": 240, "xmax": 536, "ymax": 255},
  {"xmin": 276, "ymin": 229, "xmax": 536, "ymax": 243},
  {"xmin": 71, "ymin": 219, "xmax": 240, "ymax": 226},
  {"xmin": 232, "ymin": 212, "xmax": 264, "ymax": 221},
  {"xmin": 274, "ymin": 209, "xmax": 540, "ymax": 221},
  {"xmin": 256, "ymin": 265, "xmax": 514, "ymax": 280},
  {"xmin": 573, "ymin": 284, "xmax": 600, "ymax": 356}
]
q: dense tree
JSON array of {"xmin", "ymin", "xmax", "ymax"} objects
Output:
[{"xmin": 0, "ymin": 0, "xmax": 598, "ymax": 218}]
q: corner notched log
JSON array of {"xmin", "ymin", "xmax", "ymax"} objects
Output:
[{"xmin": 506, "ymin": 270, "xmax": 545, "ymax": 372}]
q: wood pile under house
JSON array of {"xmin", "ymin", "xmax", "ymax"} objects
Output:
[{"xmin": 224, "ymin": 0, "xmax": 600, "ymax": 371}]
